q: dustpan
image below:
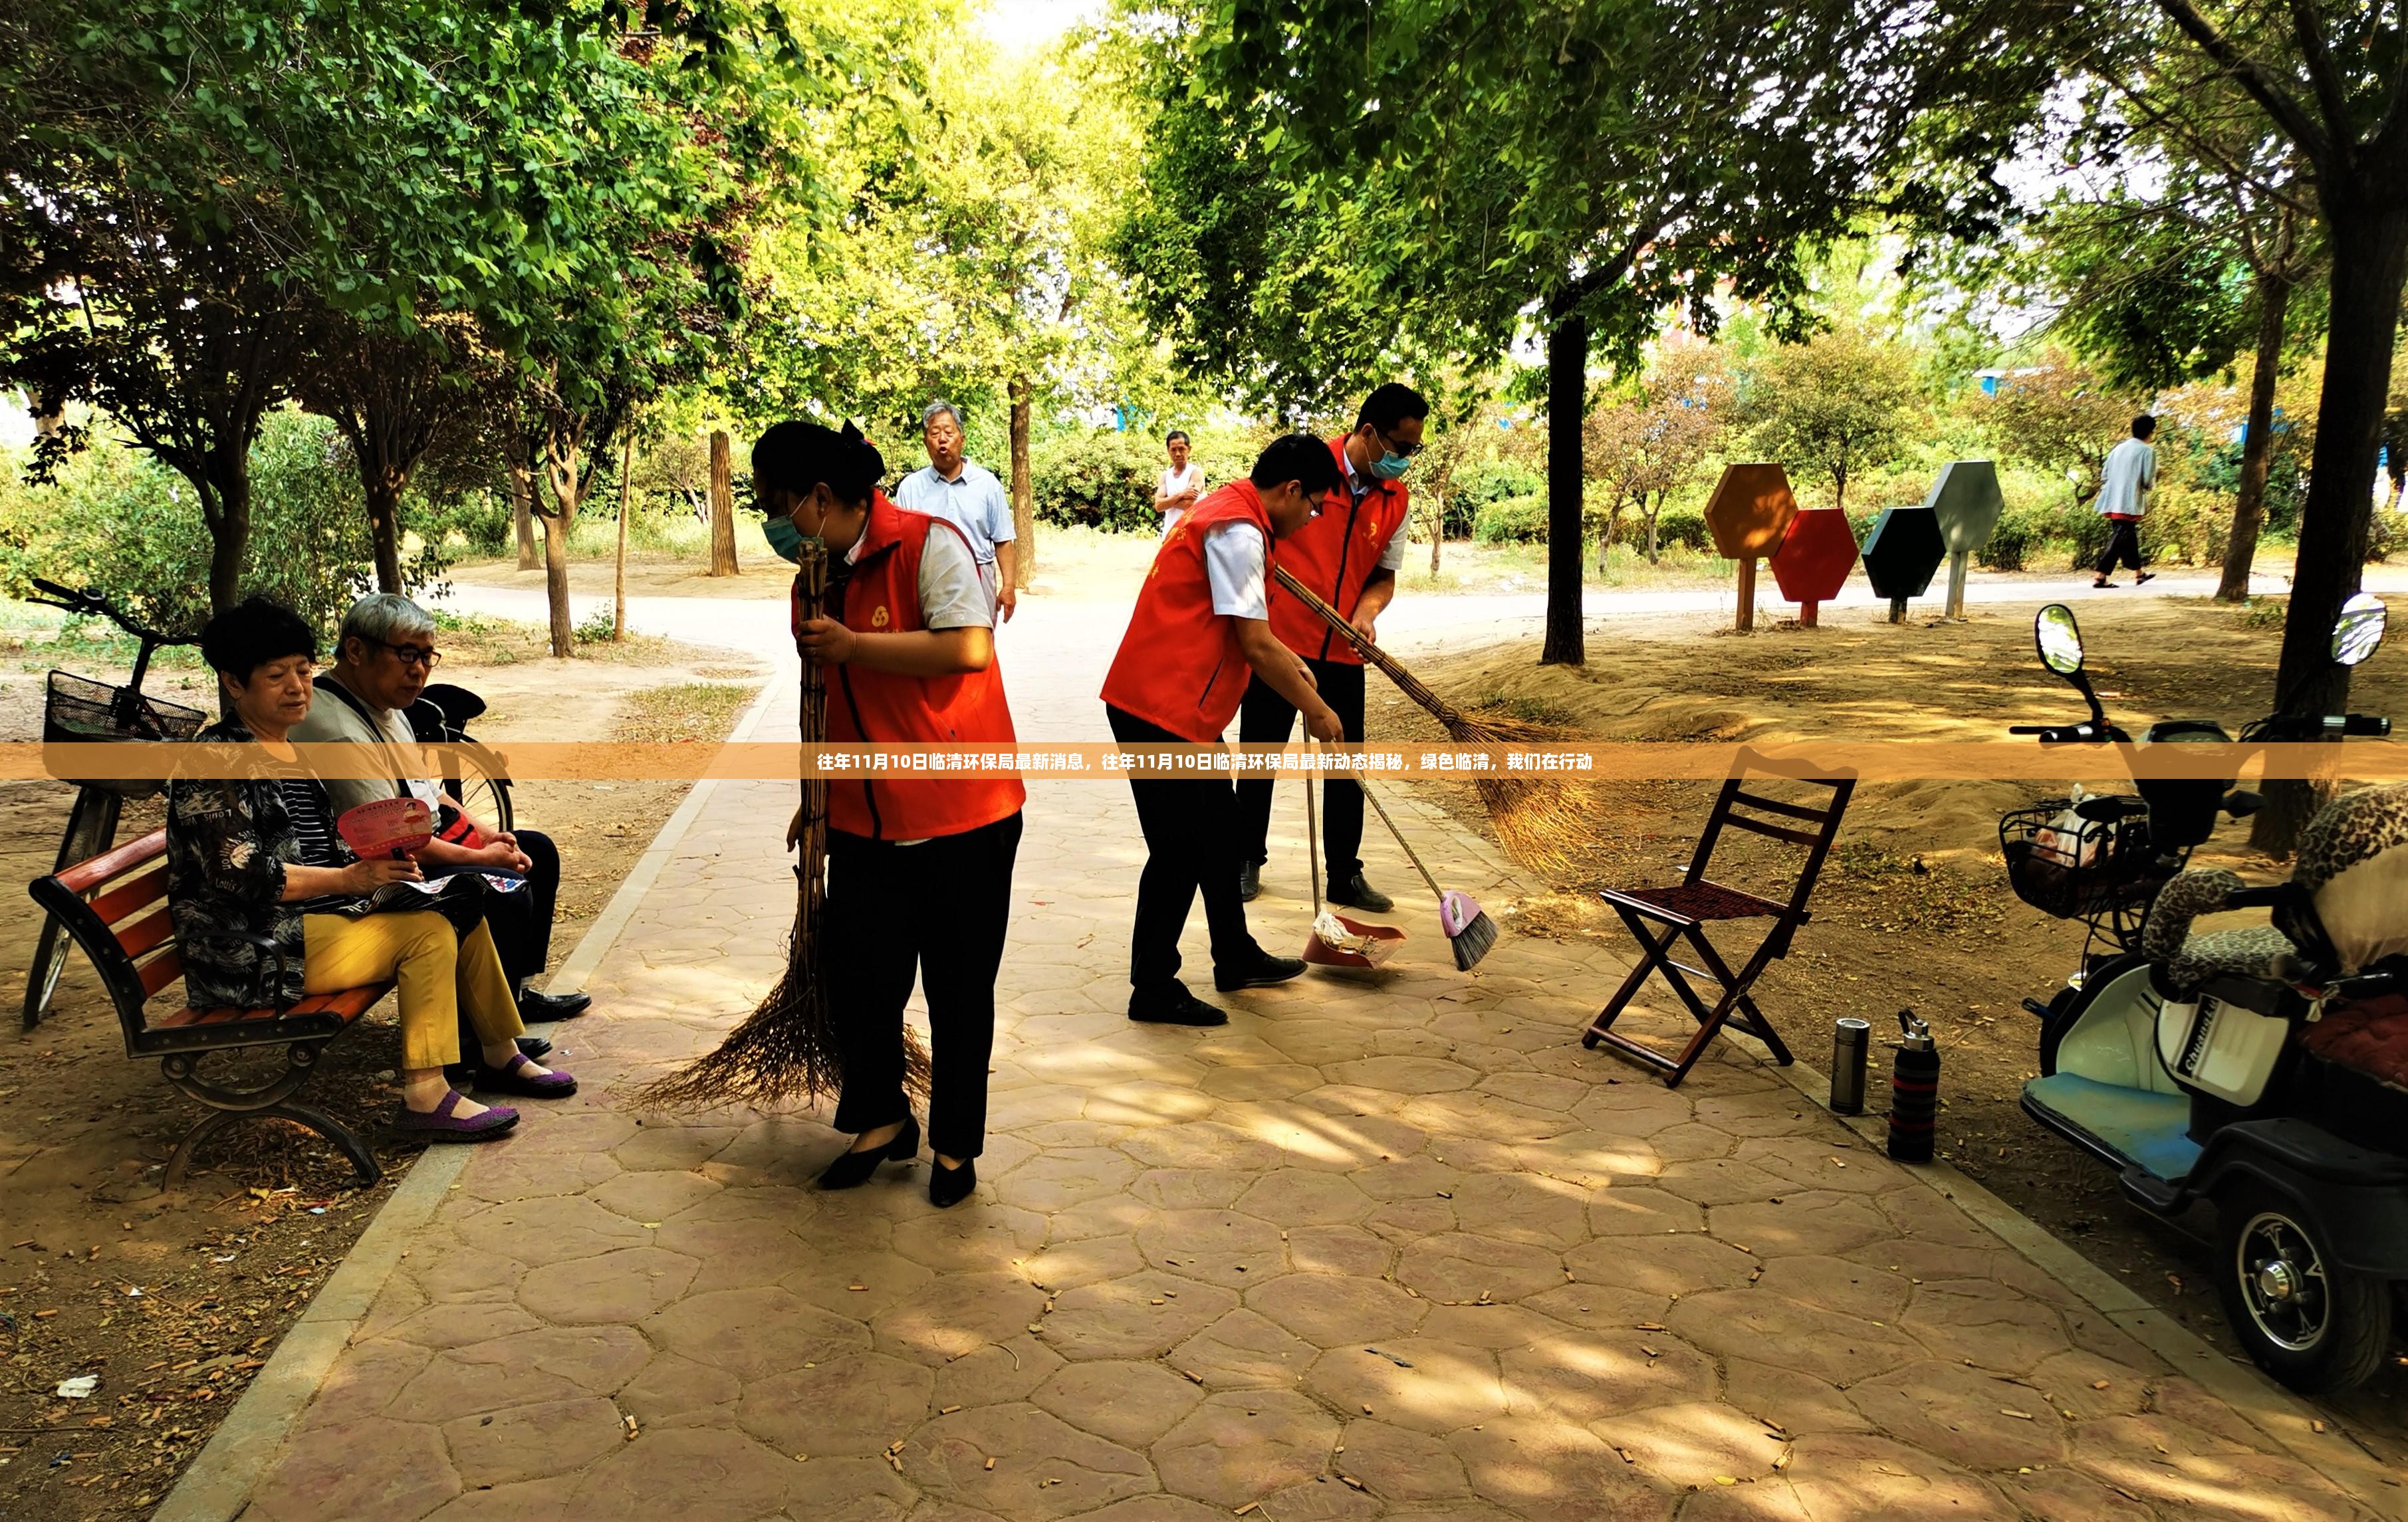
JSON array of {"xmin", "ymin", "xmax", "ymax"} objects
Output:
[{"xmin": 1301, "ymin": 744, "xmax": 1403, "ymax": 970}]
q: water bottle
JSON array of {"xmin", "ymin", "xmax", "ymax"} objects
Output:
[
  {"xmin": 1887, "ymin": 1009, "xmax": 1939, "ymax": 1162},
  {"xmin": 1830, "ymin": 1018, "xmax": 1870, "ymax": 1115}
]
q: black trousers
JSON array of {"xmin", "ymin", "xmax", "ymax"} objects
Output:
[
  {"xmin": 826, "ymin": 812, "xmax": 1022, "ymax": 1160},
  {"xmin": 1106, "ymin": 705, "xmax": 1263, "ymax": 994},
  {"xmin": 2096, "ymin": 516, "xmax": 2145, "ymax": 576},
  {"xmin": 482, "ymin": 828, "xmax": 560, "ymax": 992},
  {"xmin": 455, "ymin": 829, "xmax": 560, "ymax": 1063},
  {"xmin": 1237, "ymin": 659, "xmax": 1368, "ymax": 879}
]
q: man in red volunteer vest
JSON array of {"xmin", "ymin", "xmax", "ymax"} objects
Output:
[
  {"xmin": 754, "ymin": 419, "xmax": 1024, "ymax": 1210},
  {"xmin": 1100, "ymin": 435, "xmax": 1346, "ymax": 1027},
  {"xmin": 1237, "ymin": 383, "xmax": 1429, "ymax": 912}
]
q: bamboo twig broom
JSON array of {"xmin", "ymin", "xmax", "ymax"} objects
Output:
[
  {"xmin": 1270, "ymin": 564, "xmax": 1586, "ymax": 874},
  {"xmin": 641, "ymin": 538, "xmax": 930, "ymax": 1111}
]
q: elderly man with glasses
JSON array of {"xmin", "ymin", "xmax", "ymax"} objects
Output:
[
  {"xmin": 290, "ymin": 596, "xmax": 590, "ymax": 1042},
  {"xmin": 894, "ymin": 399, "xmax": 1019, "ymax": 622}
]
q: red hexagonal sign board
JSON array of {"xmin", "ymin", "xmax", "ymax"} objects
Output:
[
  {"xmin": 1770, "ymin": 508, "xmax": 1859, "ymax": 625},
  {"xmin": 1703, "ymin": 463, "xmax": 1800, "ymax": 560}
]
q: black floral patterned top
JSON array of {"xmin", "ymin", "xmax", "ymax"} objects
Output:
[{"xmin": 164, "ymin": 720, "xmax": 367, "ymax": 1012}]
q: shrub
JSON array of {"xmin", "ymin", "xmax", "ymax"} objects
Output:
[
  {"xmin": 1030, "ymin": 427, "xmax": 1268, "ymax": 534},
  {"xmin": 574, "ymin": 602, "xmax": 618, "ymax": 644},
  {"xmin": 2138, "ymin": 483, "xmax": 2230, "ymax": 566},
  {"xmin": 1653, "ymin": 506, "xmax": 1711, "ymax": 553},
  {"xmin": 0, "ymin": 409, "xmax": 447, "ymax": 637},
  {"xmin": 1977, "ymin": 506, "xmax": 2055, "ymax": 572},
  {"xmin": 1451, "ymin": 459, "xmax": 1544, "ymax": 514},
  {"xmin": 1473, "ymin": 493, "xmax": 1548, "ymax": 544}
]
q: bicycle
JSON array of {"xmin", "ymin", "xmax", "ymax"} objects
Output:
[{"xmin": 23, "ymin": 578, "xmax": 206, "ymax": 1028}]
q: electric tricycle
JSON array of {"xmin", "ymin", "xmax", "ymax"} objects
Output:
[{"xmin": 2001, "ymin": 592, "xmax": 2408, "ymax": 1392}]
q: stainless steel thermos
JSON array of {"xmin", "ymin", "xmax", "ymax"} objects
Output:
[
  {"xmin": 1887, "ymin": 1009, "xmax": 1939, "ymax": 1162},
  {"xmin": 1830, "ymin": 1018, "xmax": 1871, "ymax": 1114}
]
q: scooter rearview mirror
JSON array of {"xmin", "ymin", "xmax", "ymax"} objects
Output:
[
  {"xmin": 2332, "ymin": 592, "xmax": 2388, "ymax": 668},
  {"xmin": 2034, "ymin": 603, "xmax": 2084, "ymax": 678}
]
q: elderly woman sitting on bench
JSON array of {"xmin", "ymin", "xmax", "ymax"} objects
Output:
[{"xmin": 164, "ymin": 596, "xmax": 574, "ymax": 1141}]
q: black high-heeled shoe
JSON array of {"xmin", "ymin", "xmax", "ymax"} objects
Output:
[
  {"xmin": 816, "ymin": 1115, "xmax": 920, "ymax": 1190},
  {"xmin": 929, "ymin": 1156, "xmax": 976, "ymax": 1209}
]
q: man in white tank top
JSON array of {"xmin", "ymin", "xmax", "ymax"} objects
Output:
[{"xmin": 1154, "ymin": 429, "xmax": 1204, "ymax": 534}]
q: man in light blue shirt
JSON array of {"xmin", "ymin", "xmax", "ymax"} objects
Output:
[{"xmin": 894, "ymin": 399, "xmax": 1018, "ymax": 621}]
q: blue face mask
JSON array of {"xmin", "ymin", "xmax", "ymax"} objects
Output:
[
  {"xmin": 1369, "ymin": 452, "xmax": 1411, "ymax": 481},
  {"xmin": 764, "ymin": 512, "xmax": 805, "ymax": 564}
]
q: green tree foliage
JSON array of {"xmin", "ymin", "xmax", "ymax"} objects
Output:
[
  {"xmin": 1590, "ymin": 336, "xmax": 1731, "ymax": 560},
  {"xmin": 1742, "ymin": 326, "xmax": 1919, "ymax": 516},
  {"xmin": 1137, "ymin": 0, "xmax": 2062, "ymax": 663},
  {"xmin": 1982, "ymin": 349, "xmax": 2145, "ymax": 508}
]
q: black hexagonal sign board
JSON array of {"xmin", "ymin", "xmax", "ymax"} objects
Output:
[{"xmin": 1862, "ymin": 506, "xmax": 1947, "ymax": 600}]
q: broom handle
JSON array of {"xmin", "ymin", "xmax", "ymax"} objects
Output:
[
  {"xmin": 1360, "ymin": 780, "xmax": 1446, "ymax": 903},
  {"xmin": 796, "ymin": 542, "xmax": 830, "ymax": 909},
  {"xmin": 1270, "ymin": 564, "xmax": 1464, "ymax": 728},
  {"xmin": 1305, "ymin": 740, "xmax": 1322, "ymax": 916}
]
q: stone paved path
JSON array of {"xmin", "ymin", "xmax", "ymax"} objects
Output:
[{"xmin": 231, "ymin": 603, "xmax": 2385, "ymax": 1522}]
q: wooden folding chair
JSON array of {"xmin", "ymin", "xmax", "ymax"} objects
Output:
[{"xmin": 1582, "ymin": 748, "xmax": 1856, "ymax": 1087}]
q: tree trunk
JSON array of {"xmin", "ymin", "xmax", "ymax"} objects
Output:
[
  {"xmin": 200, "ymin": 455, "xmax": 252, "ymax": 615},
  {"xmin": 614, "ymin": 433, "xmax": 632, "ymax": 641},
  {"xmin": 541, "ymin": 435, "xmax": 581, "ymax": 659},
  {"xmin": 364, "ymin": 471, "xmax": 405, "ymax": 594},
  {"xmin": 1541, "ymin": 311, "xmax": 1589, "ymax": 666},
  {"xmin": 510, "ymin": 458, "xmax": 540, "ymax": 570},
  {"xmin": 1009, "ymin": 372, "xmax": 1034, "ymax": 588},
  {"xmin": 1429, "ymin": 499, "xmax": 1443, "ymax": 575},
  {"xmin": 708, "ymin": 429, "xmax": 738, "ymax": 577},
  {"xmin": 2217, "ymin": 271, "xmax": 2293, "ymax": 603},
  {"xmin": 2250, "ymin": 199, "xmax": 2408, "ymax": 855},
  {"xmin": 1645, "ymin": 512, "xmax": 1661, "ymax": 566}
]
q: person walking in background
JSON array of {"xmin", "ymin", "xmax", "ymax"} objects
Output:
[
  {"xmin": 1155, "ymin": 429, "xmax": 1204, "ymax": 534},
  {"xmin": 2094, "ymin": 413, "xmax": 2159, "ymax": 590},
  {"xmin": 1100, "ymin": 435, "xmax": 1345, "ymax": 1027},
  {"xmin": 1237, "ymin": 383, "xmax": 1427, "ymax": 911},
  {"xmin": 895, "ymin": 399, "xmax": 1019, "ymax": 622}
]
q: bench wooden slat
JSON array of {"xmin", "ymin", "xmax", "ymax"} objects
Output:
[
  {"xmin": 116, "ymin": 907, "xmax": 176, "ymax": 961},
  {"xmin": 57, "ymin": 829, "xmax": 169, "ymax": 895},
  {"xmin": 88, "ymin": 864, "xmax": 170, "ymax": 928},
  {"xmin": 153, "ymin": 982, "xmax": 390, "ymax": 1030},
  {"xmin": 138, "ymin": 948, "xmax": 185, "ymax": 1000}
]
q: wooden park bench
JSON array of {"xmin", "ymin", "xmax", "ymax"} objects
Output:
[{"xmin": 27, "ymin": 831, "xmax": 388, "ymax": 1187}]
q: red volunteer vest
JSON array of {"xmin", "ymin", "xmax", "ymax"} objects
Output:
[
  {"xmin": 792, "ymin": 495, "xmax": 1026, "ymax": 840},
  {"xmin": 1264, "ymin": 435, "xmax": 1409, "ymax": 664},
  {"xmin": 1100, "ymin": 482, "xmax": 1273, "ymax": 744}
]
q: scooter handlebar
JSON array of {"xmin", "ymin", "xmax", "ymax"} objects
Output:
[
  {"xmin": 2010, "ymin": 723, "xmax": 2109, "ymax": 743},
  {"xmin": 2344, "ymin": 714, "xmax": 2390, "ymax": 737}
]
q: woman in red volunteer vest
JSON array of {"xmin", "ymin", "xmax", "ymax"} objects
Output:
[
  {"xmin": 1239, "ymin": 383, "xmax": 1427, "ymax": 913},
  {"xmin": 753, "ymin": 420, "xmax": 1025, "ymax": 1210},
  {"xmin": 1098, "ymin": 435, "xmax": 1346, "ymax": 1027}
]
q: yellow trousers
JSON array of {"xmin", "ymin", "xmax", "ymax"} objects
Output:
[{"xmin": 302, "ymin": 913, "xmax": 524, "ymax": 1071}]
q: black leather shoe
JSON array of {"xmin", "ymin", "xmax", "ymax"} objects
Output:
[
  {"xmin": 518, "ymin": 989, "xmax": 592, "ymax": 1022},
  {"xmin": 515, "ymin": 1035, "xmax": 552, "ymax": 1061},
  {"xmin": 1214, "ymin": 954, "xmax": 1306, "ymax": 992},
  {"xmin": 1129, "ymin": 986, "xmax": 1229, "ymax": 1026},
  {"xmin": 929, "ymin": 1157, "xmax": 977, "ymax": 1208},
  {"xmin": 1239, "ymin": 861, "xmax": 1262, "ymax": 902},
  {"xmin": 816, "ymin": 1115, "xmax": 921, "ymax": 1190},
  {"xmin": 1326, "ymin": 873, "xmax": 1393, "ymax": 913}
]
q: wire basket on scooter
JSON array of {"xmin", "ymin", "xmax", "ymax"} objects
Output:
[
  {"xmin": 2000, "ymin": 796, "xmax": 2157, "ymax": 920},
  {"xmin": 43, "ymin": 670, "xmax": 209, "ymax": 795}
]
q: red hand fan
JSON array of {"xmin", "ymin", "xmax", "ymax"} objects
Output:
[{"xmin": 337, "ymin": 797, "xmax": 433, "ymax": 858}]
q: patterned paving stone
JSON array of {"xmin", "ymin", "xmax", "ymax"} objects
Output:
[
  {"xmin": 872, "ymin": 1271, "xmax": 1047, "ymax": 1363},
  {"xmin": 247, "ymin": 1418, "xmax": 457, "ymax": 1522},
  {"xmin": 441, "ymin": 1396, "xmax": 625, "ymax": 1489},
  {"xmin": 1844, "ymin": 1359, "xmax": 2069, "ymax": 1471},
  {"xmin": 562, "ymin": 1428, "xmax": 796, "ymax": 1522},
  {"xmin": 737, "ymin": 1350, "xmax": 935, "ymax": 1457},
  {"xmin": 1304, "ymin": 1341, "xmax": 1508, "ymax": 1433},
  {"xmin": 1448, "ymin": 1418, "xmax": 1677, "ymax": 1522},
  {"xmin": 1776, "ymin": 1432, "xmax": 2019, "ymax": 1522},
  {"xmin": 1333, "ymin": 1418, "xmax": 1471, "ymax": 1503},
  {"xmin": 1132, "ymin": 1208, "xmax": 1288, "ymax": 1287},
  {"xmin": 1041, "ymin": 1270, "xmax": 1239, "ymax": 1360},
  {"xmin": 902, "ymin": 1404, "xmax": 1155, "ymax": 1521},
  {"xmin": 1153, "ymin": 1390, "xmax": 1338, "ymax": 1507},
  {"xmin": 1395, "ymin": 1232, "xmax": 1564, "ymax": 1302},
  {"xmin": 640, "ymin": 1287, "xmax": 869, "ymax": 1382},
  {"xmin": 1499, "ymin": 1325, "xmax": 1719, "ymax": 1424},
  {"xmin": 1167, "ymin": 1308, "xmax": 1316, "ymax": 1389},
  {"xmin": 1248, "ymin": 1271, "xmax": 1425, "ymax": 1347},
  {"xmin": 517, "ymin": 1245, "xmax": 699, "ymax": 1325},
  {"xmin": 1030, "ymin": 1359, "xmax": 1205, "ymax": 1448},
  {"xmin": 1667, "ymin": 1291, "xmax": 1922, "ymax": 1387}
]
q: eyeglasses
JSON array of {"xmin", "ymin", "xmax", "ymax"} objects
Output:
[
  {"xmin": 372, "ymin": 638, "xmax": 443, "ymax": 670},
  {"xmin": 1372, "ymin": 424, "xmax": 1424, "ymax": 459}
]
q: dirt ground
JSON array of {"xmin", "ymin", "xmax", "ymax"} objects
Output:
[
  {"xmin": 1375, "ymin": 592, "xmax": 2408, "ymax": 1458},
  {"xmin": 0, "ymin": 619, "xmax": 763, "ymax": 1522}
]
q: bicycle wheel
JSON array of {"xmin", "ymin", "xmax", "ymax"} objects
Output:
[
  {"xmin": 25, "ymin": 786, "xmax": 120, "ymax": 1028},
  {"xmin": 446, "ymin": 740, "xmax": 515, "ymax": 837}
]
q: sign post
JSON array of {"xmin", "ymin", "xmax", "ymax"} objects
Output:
[
  {"xmin": 1861, "ymin": 506, "xmax": 1947, "ymax": 624},
  {"xmin": 1925, "ymin": 461, "xmax": 2006, "ymax": 620},
  {"xmin": 1769, "ymin": 508, "xmax": 1860, "ymax": 627},
  {"xmin": 1703, "ymin": 464, "xmax": 1800, "ymax": 633}
]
